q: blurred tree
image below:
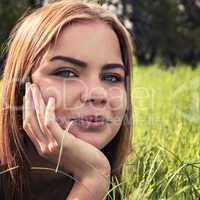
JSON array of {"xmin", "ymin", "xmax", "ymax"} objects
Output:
[
  {"xmin": 0, "ymin": 0, "xmax": 28, "ymax": 76},
  {"xmin": 178, "ymin": 0, "xmax": 200, "ymax": 68},
  {"xmin": 28, "ymin": 0, "xmax": 43, "ymax": 8},
  {"xmin": 180, "ymin": 0, "xmax": 200, "ymax": 26},
  {"xmin": 104, "ymin": 0, "xmax": 200, "ymax": 67},
  {"xmin": 0, "ymin": 0, "xmax": 28, "ymax": 53},
  {"xmin": 0, "ymin": 0, "xmax": 200, "ymax": 68}
]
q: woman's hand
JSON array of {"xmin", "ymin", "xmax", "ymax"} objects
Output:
[{"xmin": 23, "ymin": 82, "xmax": 111, "ymax": 182}]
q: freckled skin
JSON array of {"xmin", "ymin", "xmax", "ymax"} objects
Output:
[{"xmin": 31, "ymin": 20, "xmax": 127, "ymax": 150}]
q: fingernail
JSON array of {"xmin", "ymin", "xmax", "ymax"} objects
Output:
[
  {"xmin": 26, "ymin": 82, "xmax": 31, "ymax": 92},
  {"xmin": 50, "ymin": 97, "xmax": 55, "ymax": 105},
  {"xmin": 30, "ymin": 84, "xmax": 35, "ymax": 91}
]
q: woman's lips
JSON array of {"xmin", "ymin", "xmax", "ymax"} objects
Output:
[
  {"xmin": 70, "ymin": 118, "xmax": 108, "ymax": 129},
  {"xmin": 75, "ymin": 119, "xmax": 106, "ymax": 129}
]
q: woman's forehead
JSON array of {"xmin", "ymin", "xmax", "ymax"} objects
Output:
[
  {"xmin": 51, "ymin": 20, "xmax": 121, "ymax": 55},
  {"xmin": 33, "ymin": 20, "xmax": 123, "ymax": 73}
]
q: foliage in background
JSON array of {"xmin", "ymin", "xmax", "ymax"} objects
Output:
[
  {"xmin": 0, "ymin": 0, "xmax": 200, "ymax": 68},
  {"xmin": 131, "ymin": 0, "xmax": 200, "ymax": 67},
  {"xmin": 104, "ymin": 0, "xmax": 200, "ymax": 67},
  {"xmin": 0, "ymin": 0, "xmax": 28, "ymax": 53}
]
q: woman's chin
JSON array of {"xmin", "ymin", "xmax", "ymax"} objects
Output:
[{"xmin": 56, "ymin": 118, "xmax": 109, "ymax": 149}]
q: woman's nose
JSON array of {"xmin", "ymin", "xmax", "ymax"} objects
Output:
[{"xmin": 80, "ymin": 86, "xmax": 107, "ymax": 106}]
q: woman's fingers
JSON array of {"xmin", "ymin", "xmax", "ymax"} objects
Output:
[
  {"xmin": 31, "ymin": 84, "xmax": 58, "ymax": 148},
  {"xmin": 23, "ymin": 82, "xmax": 47, "ymax": 152},
  {"xmin": 44, "ymin": 96, "xmax": 70, "ymax": 142},
  {"xmin": 24, "ymin": 124, "xmax": 44, "ymax": 152},
  {"xmin": 31, "ymin": 84, "xmax": 47, "ymax": 136}
]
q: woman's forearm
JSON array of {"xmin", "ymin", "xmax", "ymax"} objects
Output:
[{"xmin": 66, "ymin": 169, "xmax": 111, "ymax": 200}]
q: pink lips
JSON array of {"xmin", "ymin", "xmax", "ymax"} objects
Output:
[{"xmin": 70, "ymin": 115, "xmax": 111, "ymax": 129}]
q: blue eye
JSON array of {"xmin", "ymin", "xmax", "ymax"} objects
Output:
[
  {"xmin": 102, "ymin": 74, "xmax": 124, "ymax": 83},
  {"xmin": 53, "ymin": 69, "xmax": 124, "ymax": 83},
  {"xmin": 54, "ymin": 69, "xmax": 78, "ymax": 78}
]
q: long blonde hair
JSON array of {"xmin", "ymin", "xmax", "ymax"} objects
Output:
[{"xmin": 0, "ymin": 1, "xmax": 134, "ymax": 199}]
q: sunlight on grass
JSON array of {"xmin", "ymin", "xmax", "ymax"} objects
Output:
[{"xmin": 122, "ymin": 65, "xmax": 200, "ymax": 199}]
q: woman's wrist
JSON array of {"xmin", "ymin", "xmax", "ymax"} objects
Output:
[
  {"xmin": 67, "ymin": 168, "xmax": 111, "ymax": 200},
  {"xmin": 60, "ymin": 137, "xmax": 111, "ymax": 180}
]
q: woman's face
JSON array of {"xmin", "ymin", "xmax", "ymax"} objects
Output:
[{"xmin": 31, "ymin": 20, "xmax": 127, "ymax": 149}]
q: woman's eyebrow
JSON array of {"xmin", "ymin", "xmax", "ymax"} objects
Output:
[
  {"xmin": 49, "ymin": 55, "xmax": 126, "ymax": 73},
  {"xmin": 50, "ymin": 55, "xmax": 86, "ymax": 68}
]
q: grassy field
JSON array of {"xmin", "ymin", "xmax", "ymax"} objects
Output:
[
  {"xmin": 118, "ymin": 65, "xmax": 200, "ymax": 200},
  {"xmin": 1, "ymin": 65, "xmax": 200, "ymax": 199}
]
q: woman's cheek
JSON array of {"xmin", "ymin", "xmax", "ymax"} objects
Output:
[
  {"xmin": 39, "ymin": 81, "xmax": 80, "ymax": 110},
  {"xmin": 61, "ymin": 79, "xmax": 88, "ymax": 110},
  {"xmin": 108, "ymin": 87, "xmax": 127, "ymax": 111}
]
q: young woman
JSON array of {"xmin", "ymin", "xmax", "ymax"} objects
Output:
[{"xmin": 0, "ymin": 0, "xmax": 134, "ymax": 199}]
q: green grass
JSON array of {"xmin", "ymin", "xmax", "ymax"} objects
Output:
[{"xmin": 120, "ymin": 65, "xmax": 200, "ymax": 200}]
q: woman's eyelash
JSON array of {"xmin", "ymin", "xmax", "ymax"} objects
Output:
[
  {"xmin": 102, "ymin": 74, "xmax": 124, "ymax": 83},
  {"xmin": 54, "ymin": 69, "xmax": 78, "ymax": 77},
  {"xmin": 53, "ymin": 69, "xmax": 124, "ymax": 83}
]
